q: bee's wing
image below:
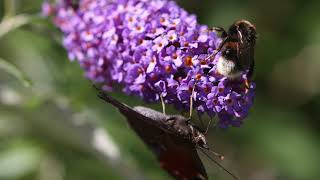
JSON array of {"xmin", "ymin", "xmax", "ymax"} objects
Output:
[
  {"xmin": 237, "ymin": 41, "xmax": 255, "ymax": 77},
  {"xmin": 97, "ymin": 90, "xmax": 207, "ymax": 179}
]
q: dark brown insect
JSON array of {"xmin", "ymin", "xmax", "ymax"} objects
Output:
[
  {"xmin": 96, "ymin": 88, "xmax": 238, "ymax": 180},
  {"xmin": 212, "ymin": 20, "xmax": 257, "ymax": 80}
]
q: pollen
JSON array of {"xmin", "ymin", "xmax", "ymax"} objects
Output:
[
  {"xmin": 184, "ymin": 56, "xmax": 193, "ymax": 66},
  {"xmin": 226, "ymin": 99, "xmax": 233, "ymax": 104},
  {"xmin": 85, "ymin": 43, "xmax": 93, "ymax": 49},
  {"xmin": 160, "ymin": 17, "xmax": 166, "ymax": 23},
  {"xmin": 151, "ymin": 74, "xmax": 157, "ymax": 80},
  {"xmin": 137, "ymin": 68, "xmax": 143, "ymax": 74},
  {"xmin": 200, "ymin": 60, "xmax": 207, "ymax": 65},
  {"xmin": 165, "ymin": 65, "xmax": 172, "ymax": 72},
  {"xmin": 136, "ymin": 26, "xmax": 142, "ymax": 31},
  {"xmin": 172, "ymin": 53, "xmax": 178, "ymax": 59},
  {"xmin": 195, "ymin": 73, "xmax": 201, "ymax": 80},
  {"xmin": 204, "ymin": 86, "xmax": 210, "ymax": 93},
  {"xmin": 213, "ymin": 99, "xmax": 218, "ymax": 104}
]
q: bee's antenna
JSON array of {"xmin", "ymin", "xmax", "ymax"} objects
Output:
[{"xmin": 199, "ymin": 148, "xmax": 239, "ymax": 180}]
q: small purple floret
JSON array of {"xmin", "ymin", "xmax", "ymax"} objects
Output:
[{"xmin": 44, "ymin": 0, "xmax": 255, "ymax": 128}]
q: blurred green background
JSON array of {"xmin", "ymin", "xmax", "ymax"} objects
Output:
[{"xmin": 1, "ymin": 0, "xmax": 320, "ymax": 180}]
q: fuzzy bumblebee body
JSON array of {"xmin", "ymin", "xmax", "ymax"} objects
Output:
[{"xmin": 215, "ymin": 20, "xmax": 257, "ymax": 79}]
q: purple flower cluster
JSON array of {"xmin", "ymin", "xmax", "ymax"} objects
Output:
[{"xmin": 44, "ymin": 0, "xmax": 255, "ymax": 128}]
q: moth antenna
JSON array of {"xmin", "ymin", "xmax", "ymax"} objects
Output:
[
  {"xmin": 204, "ymin": 118, "xmax": 213, "ymax": 135},
  {"xmin": 199, "ymin": 148, "xmax": 239, "ymax": 180},
  {"xmin": 199, "ymin": 145, "xmax": 224, "ymax": 160},
  {"xmin": 204, "ymin": 147, "xmax": 225, "ymax": 161},
  {"xmin": 212, "ymin": 118, "xmax": 218, "ymax": 130},
  {"xmin": 160, "ymin": 94, "xmax": 166, "ymax": 116},
  {"xmin": 197, "ymin": 113, "xmax": 205, "ymax": 130},
  {"xmin": 189, "ymin": 83, "xmax": 196, "ymax": 119}
]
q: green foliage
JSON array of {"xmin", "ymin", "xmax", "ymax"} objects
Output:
[{"xmin": 0, "ymin": 57, "xmax": 32, "ymax": 87}]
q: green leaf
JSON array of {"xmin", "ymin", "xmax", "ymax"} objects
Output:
[
  {"xmin": 0, "ymin": 57, "xmax": 32, "ymax": 87},
  {"xmin": 0, "ymin": 14, "xmax": 41, "ymax": 38},
  {"xmin": 0, "ymin": 142, "xmax": 43, "ymax": 179}
]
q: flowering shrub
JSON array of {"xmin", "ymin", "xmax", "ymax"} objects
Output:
[{"xmin": 44, "ymin": 0, "xmax": 255, "ymax": 128}]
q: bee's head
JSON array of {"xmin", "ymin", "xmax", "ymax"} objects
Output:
[{"xmin": 229, "ymin": 20, "xmax": 257, "ymax": 44}]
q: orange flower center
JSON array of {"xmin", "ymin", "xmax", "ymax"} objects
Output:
[
  {"xmin": 172, "ymin": 53, "xmax": 178, "ymax": 59},
  {"xmin": 195, "ymin": 74, "xmax": 202, "ymax": 80},
  {"xmin": 184, "ymin": 56, "xmax": 193, "ymax": 66},
  {"xmin": 165, "ymin": 65, "xmax": 171, "ymax": 72}
]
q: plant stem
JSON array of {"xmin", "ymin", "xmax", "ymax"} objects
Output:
[{"xmin": 4, "ymin": 0, "xmax": 16, "ymax": 18}]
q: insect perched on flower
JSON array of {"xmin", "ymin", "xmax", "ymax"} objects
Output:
[
  {"xmin": 96, "ymin": 88, "xmax": 239, "ymax": 180},
  {"xmin": 44, "ymin": 0, "xmax": 256, "ymax": 128},
  {"xmin": 211, "ymin": 20, "xmax": 257, "ymax": 80}
]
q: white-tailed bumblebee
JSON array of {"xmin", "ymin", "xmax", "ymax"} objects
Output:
[{"xmin": 213, "ymin": 20, "xmax": 257, "ymax": 79}]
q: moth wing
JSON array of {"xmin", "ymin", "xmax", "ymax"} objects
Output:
[
  {"xmin": 124, "ymin": 116, "xmax": 208, "ymax": 180},
  {"xmin": 97, "ymin": 90, "xmax": 207, "ymax": 179},
  {"xmin": 97, "ymin": 90, "xmax": 170, "ymax": 131},
  {"xmin": 150, "ymin": 134, "xmax": 208, "ymax": 180}
]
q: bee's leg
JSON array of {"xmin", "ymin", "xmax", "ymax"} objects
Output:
[
  {"xmin": 247, "ymin": 60, "xmax": 255, "ymax": 79},
  {"xmin": 200, "ymin": 27, "xmax": 228, "ymax": 63},
  {"xmin": 244, "ymin": 64, "xmax": 254, "ymax": 92},
  {"xmin": 244, "ymin": 79, "xmax": 250, "ymax": 90},
  {"xmin": 160, "ymin": 94, "xmax": 166, "ymax": 116},
  {"xmin": 205, "ymin": 36, "xmax": 228, "ymax": 62},
  {"xmin": 210, "ymin": 26, "xmax": 228, "ymax": 38}
]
